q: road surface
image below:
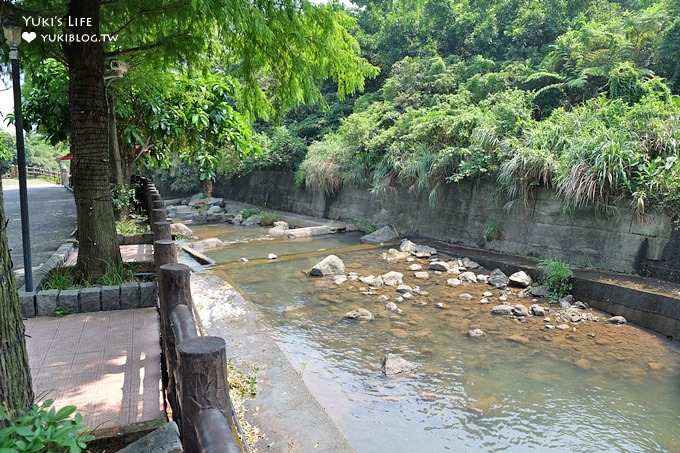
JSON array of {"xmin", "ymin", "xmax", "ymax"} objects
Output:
[{"xmin": 1, "ymin": 179, "xmax": 77, "ymax": 287}]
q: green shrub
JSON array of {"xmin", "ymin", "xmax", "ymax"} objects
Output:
[
  {"xmin": 483, "ymin": 221, "xmax": 502, "ymax": 241},
  {"xmin": 240, "ymin": 208, "xmax": 262, "ymax": 220},
  {"xmin": 116, "ymin": 216, "xmax": 149, "ymax": 235},
  {"xmin": 111, "ymin": 184, "xmax": 136, "ymax": 216},
  {"xmin": 259, "ymin": 212, "xmax": 277, "ymax": 226},
  {"xmin": 0, "ymin": 400, "xmax": 94, "ymax": 452},
  {"xmin": 53, "ymin": 305, "xmax": 69, "ymax": 317},
  {"xmin": 96, "ymin": 263, "xmax": 135, "ymax": 286},
  {"xmin": 539, "ymin": 259, "xmax": 573, "ymax": 299},
  {"xmin": 40, "ymin": 268, "xmax": 74, "ymax": 291}
]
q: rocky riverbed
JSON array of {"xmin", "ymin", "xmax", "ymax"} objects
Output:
[{"xmin": 304, "ymin": 238, "xmax": 673, "ymax": 380}]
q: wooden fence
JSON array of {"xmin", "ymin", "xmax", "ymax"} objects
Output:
[
  {"xmin": 137, "ymin": 176, "xmax": 243, "ymax": 453},
  {"xmin": 3, "ymin": 165, "xmax": 62, "ymax": 182}
]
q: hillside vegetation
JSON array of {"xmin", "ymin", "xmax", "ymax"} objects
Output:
[{"xmin": 241, "ymin": 0, "xmax": 680, "ymax": 219}]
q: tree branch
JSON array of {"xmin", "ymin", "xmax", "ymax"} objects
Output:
[{"xmin": 105, "ymin": 41, "xmax": 166, "ymax": 57}]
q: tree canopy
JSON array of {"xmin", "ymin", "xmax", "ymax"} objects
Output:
[
  {"xmin": 252, "ymin": 0, "xmax": 680, "ymax": 219},
  {"xmin": 4, "ymin": 0, "xmax": 377, "ymax": 278}
]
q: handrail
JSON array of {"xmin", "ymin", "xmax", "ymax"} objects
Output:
[{"xmin": 136, "ymin": 176, "xmax": 243, "ymax": 453}]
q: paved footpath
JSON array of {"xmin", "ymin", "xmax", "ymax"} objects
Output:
[
  {"xmin": 24, "ymin": 308, "xmax": 165, "ymax": 436},
  {"xmin": 2, "ymin": 179, "xmax": 166, "ymax": 437},
  {"xmin": 1, "ymin": 180, "xmax": 77, "ymax": 287}
]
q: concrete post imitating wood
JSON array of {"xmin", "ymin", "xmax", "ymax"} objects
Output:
[
  {"xmin": 151, "ymin": 208, "xmax": 167, "ymax": 225},
  {"xmin": 177, "ymin": 336, "xmax": 234, "ymax": 453},
  {"xmin": 154, "ymin": 240, "xmax": 177, "ymax": 277},
  {"xmin": 153, "ymin": 221, "xmax": 172, "ymax": 241},
  {"xmin": 152, "ymin": 199, "xmax": 165, "ymax": 210},
  {"xmin": 159, "ymin": 263, "xmax": 192, "ymax": 426},
  {"xmin": 145, "ymin": 188, "xmax": 157, "ymax": 218}
]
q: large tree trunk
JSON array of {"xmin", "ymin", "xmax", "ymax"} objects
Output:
[
  {"xmin": 0, "ymin": 181, "xmax": 34, "ymax": 417},
  {"xmin": 64, "ymin": 0, "xmax": 121, "ymax": 279}
]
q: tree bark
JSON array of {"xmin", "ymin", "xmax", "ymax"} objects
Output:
[
  {"xmin": 64, "ymin": 0, "xmax": 121, "ymax": 278},
  {"xmin": 108, "ymin": 97, "xmax": 124, "ymax": 186},
  {"xmin": 0, "ymin": 181, "xmax": 34, "ymax": 417}
]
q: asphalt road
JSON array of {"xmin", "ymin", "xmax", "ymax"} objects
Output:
[{"xmin": 1, "ymin": 180, "xmax": 77, "ymax": 287}]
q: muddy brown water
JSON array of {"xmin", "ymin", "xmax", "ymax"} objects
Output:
[{"xmin": 195, "ymin": 227, "xmax": 680, "ymax": 452}]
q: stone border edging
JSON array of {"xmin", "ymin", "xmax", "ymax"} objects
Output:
[{"xmin": 18, "ymin": 240, "xmax": 157, "ymax": 318}]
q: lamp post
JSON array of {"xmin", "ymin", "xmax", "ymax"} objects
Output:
[{"xmin": 3, "ymin": 17, "xmax": 33, "ymax": 291}]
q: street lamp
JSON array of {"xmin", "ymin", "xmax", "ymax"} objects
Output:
[{"xmin": 3, "ymin": 17, "xmax": 33, "ymax": 291}]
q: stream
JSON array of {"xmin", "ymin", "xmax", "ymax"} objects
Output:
[{"xmin": 193, "ymin": 225, "xmax": 680, "ymax": 452}]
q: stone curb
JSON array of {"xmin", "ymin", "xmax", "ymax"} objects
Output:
[
  {"xmin": 20, "ymin": 281, "xmax": 157, "ymax": 318},
  {"xmin": 18, "ymin": 240, "xmax": 158, "ymax": 318}
]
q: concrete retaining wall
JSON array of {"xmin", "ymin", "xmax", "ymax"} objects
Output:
[{"xmin": 215, "ymin": 171, "xmax": 679, "ymax": 283}]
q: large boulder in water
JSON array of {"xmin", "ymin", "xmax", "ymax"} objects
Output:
[
  {"xmin": 310, "ymin": 255, "xmax": 345, "ymax": 276},
  {"xmin": 382, "ymin": 353, "xmax": 418, "ymax": 376},
  {"xmin": 361, "ymin": 225, "xmax": 399, "ymax": 244},
  {"xmin": 170, "ymin": 222, "xmax": 195, "ymax": 239}
]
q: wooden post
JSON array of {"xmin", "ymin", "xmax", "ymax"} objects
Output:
[
  {"xmin": 177, "ymin": 336, "xmax": 231, "ymax": 452},
  {"xmin": 152, "ymin": 208, "xmax": 167, "ymax": 225},
  {"xmin": 152, "ymin": 199, "xmax": 166, "ymax": 210},
  {"xmin": 154, "ymin": 240, "xmax": 177, "ymax": 276},
  {"xmin": 159, "ymin": 263, "xmax": 192, "ymax": 422},
  {"xmin": 153, "ymin": 220, "xmax": 172, "ymax": 241}
]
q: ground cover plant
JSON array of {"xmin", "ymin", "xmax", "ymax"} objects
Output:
[
  {"xmin": 40, "ymin": 264, "xmax": 139, "ymax": 292},
  {"xmin": 0, "ymin": 399, "xmax": 93, "ymax": 452}
]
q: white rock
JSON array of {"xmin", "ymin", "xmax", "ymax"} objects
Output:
[
  {"xmin": 310, "ymin": 255, "xmax": 345, "ymax": 276},
  {"xmin": 396, "ymin": 284, "xmax": 412, "ymax": 294},
  {"xmin": 458, "ymin": 272, "xmax": 478, "ymax": 283},
  {"xmin": 385, "ymin": 302, "xmax": 399, "ymax": 312},
  {"xmin": 447, "ymin": 278, "xmax": 461, "ymax": 286},
  {"xmin": 429, "ymin": 261, "xmax": 450, "ymax": 272},
  {"xmin": 344, "ymin": 308, "xmax": 373, "ymax": 321},
  {"xmin": 509, "ymin": 271, "xmax": 533, "ymax": 287},
  {"xmin": 381, "ymin": 271, "xmax": 404, "ymax": 287},
  {"xmin": 382, "ymin": 353, "xmax": 418, "ymax": 375}
]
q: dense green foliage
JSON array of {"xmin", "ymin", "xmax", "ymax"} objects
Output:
[
  {"xmin": 0, "ymin": 132, "xmax": 68, "ymax": 172},
  {"xmin": 0, "ymin": 400, "xmax": 93, "ymax": 452},
  {"xmin": 249, "ymin": 0, "xmax": 680, "ymax": 218},
  {"xmin": 539, "ymin": 259, "xmax": 573, "ymax": 299}
]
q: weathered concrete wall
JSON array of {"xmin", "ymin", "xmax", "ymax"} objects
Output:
[{"xmin": 215, "ymin": 171, "xmax": 679, "ymax": 283}]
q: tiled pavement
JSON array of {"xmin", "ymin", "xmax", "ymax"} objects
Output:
[{"xmin": 24, "ymin": 308, "xmax": 165, "ymax": 436}]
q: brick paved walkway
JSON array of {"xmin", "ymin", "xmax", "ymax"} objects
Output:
[{"xmin": 24, "ymin": 308, "xmax": 165, "ymax": 436}]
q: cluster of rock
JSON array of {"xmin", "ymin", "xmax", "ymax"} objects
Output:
[
  {"xmin": 166, "ymin": 193, "xmax": 276, "ymax": 228},
  {"xmin": 307, "ymin": 238, "xmax": 628, "ymax": 373},
  {"xmin": 166, "ymin": 193, "xmax": 229, "ymax": 225}
]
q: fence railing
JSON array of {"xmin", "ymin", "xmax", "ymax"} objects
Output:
[
  {"xmin": 136, "ymin": 176, "xmax": 242, "ymax": 453},
  {"xmin": 3, "ymin": 165, "xmax": 63, "ymax": 182}
]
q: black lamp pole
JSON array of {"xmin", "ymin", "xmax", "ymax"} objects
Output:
[{"xmin": 4, "ymin": 17, "xmax": 33, "ymax": 291}]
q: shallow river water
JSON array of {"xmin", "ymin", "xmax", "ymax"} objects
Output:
[{"xmin": 196, "ymin": 226, "xmax": 680, "ymax": 452}]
